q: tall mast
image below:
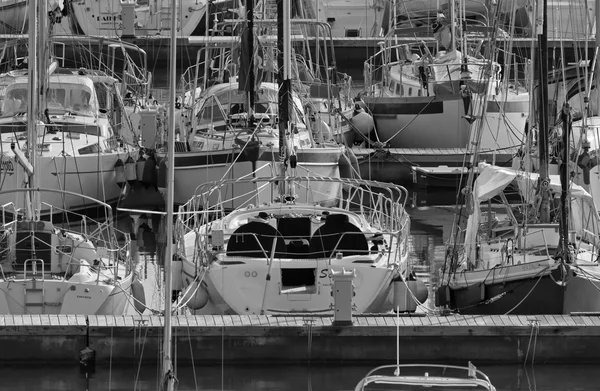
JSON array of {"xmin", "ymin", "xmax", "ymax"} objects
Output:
[
  {"xmin": 559, "ymin": 105, "xmax": 571, "ymax": 261},
  {"xmin": 247, "ymin": 0, "xmax": 255, "ymax": 111},
  {"xmin": 538, "ymin": 0, "xmax": 550, "ymax": 223},
  {"xmin": 277, "ymin": 0, "xmax": 291, "ymax": 197},
  {"xmin": 449, "ymin": 0, "xmax": 456, "ymax": 53},
  {"xmin": 26, "ymin": 0, "xmax": 39, "ymax": 219},
  {"xmin": 162, "ymin": 0, "xmax": 177, "ymax": 389},
  {"xmin": 26, "ymin": 0, "xmax": 48, "ymax": 217}
]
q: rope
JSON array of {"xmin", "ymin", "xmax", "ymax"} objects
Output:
[
  {"xmin": 108, "ymin": 325, "xmax": 113, "ymax": 391},
  {"xmin": 186, "ymin": 324, "xmax": 199, "ymax": 391},
  {"xmin": 133, "ymin": 321, "xmax": 149, "ymax": 391},
  {"xmin": 304, "ymin": 318, "xmax": 315, "ymax": 363},
  {"xmin": 524, "ymin": 318, "xmax": 539, "ymax": 366},
  {"xmin": 221, "ymin": 325, "xmax": 225, "ymax": 391}
]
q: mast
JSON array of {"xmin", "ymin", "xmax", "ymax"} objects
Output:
[
  {"xmin": 162, "ymin": 0, "xmax": 177, "ymax": 389},
  {"xmin": 559, "ymin": 104, "xmax": 571, "ymax": 261},
  {"xmin": 277, "ymin": 0, "xmax": 291, "ymax": 197},
  {"xmin": 26, "ymin": 0, "xmax": 40, "ymax": 219},
  {"xmin": 247, "ymin": 0, "xmax": 255, "ymax": 112},
  {"xmin": 538, "ymin": 0, "xmax": 550, "ymax": 223},
  {"xmin": 449, "ymin": 0, "xmax": 456, "ymax": 53},
  {"xmin": 239, "ymin": 0, "xmax": 256, "ymax": 118}
]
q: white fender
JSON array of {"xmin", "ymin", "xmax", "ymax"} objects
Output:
[
  {"xmin": 182, "ymin": 280, "xmax": 209, "ymax": 310},
  {"xmin": 350, "ymin": 111, "xmax": 374, "ymax": 135}
]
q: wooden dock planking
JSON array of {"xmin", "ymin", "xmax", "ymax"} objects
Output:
[{"xmin": 2, "ymin": 314, "xmax": 600, "ymax": 363}]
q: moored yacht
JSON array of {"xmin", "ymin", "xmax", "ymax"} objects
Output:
[{"xmin": 177, "ymin": 176, "xmax": 411, "ymax": 315}]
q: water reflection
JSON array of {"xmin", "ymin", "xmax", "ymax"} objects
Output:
[{"xmin": 1, "ymin": 363, "xmax": 600, "ymax": 390}]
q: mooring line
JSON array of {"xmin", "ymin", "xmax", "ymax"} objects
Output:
[
  {"xmin": 524, "ymin": 318, "xmax": 539, "ymax": 366},
  {"xmin": 304, "ymin": 318, "xmax": 315, "ymax": 363}
]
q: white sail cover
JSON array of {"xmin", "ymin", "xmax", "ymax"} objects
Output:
[{"xmin": 464, "ymin": 163, "xmax": 600, "ymax": 264}]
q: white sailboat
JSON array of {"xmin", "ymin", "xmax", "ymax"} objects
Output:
[
  {"xmin": 0, "ymin": 0, "xmax": 141, "ymax": 315},
  {"xmin": 177, "ymin": 175, "xmax": 411, "ymax": 315},
  {"xmin": 154, "ymin": 1, "xmax": 349, "ymax": 210},
  {"xmin": 0, "ymin": 16, "xmax": 150, "ymax": 215},
  {"xmin": 361, "ymin": 0, "xmax": 528, "ymax": 156}
]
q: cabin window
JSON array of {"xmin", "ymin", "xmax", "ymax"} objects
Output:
[
  {"xmin": 197, "ymin": 103, "xmax": 226, "ymax": 125},
  {"xmin": 94, "ymin": 82, "xmax": 110, "ymax": 112},
  {"xmin": 0, "ymin": 87, "xmax": 27, "ymax": 119},
  {"xmin": 345, "ymin": 29, "xmax": 360, "ymax": 37},
  {"xmin": 408, "ymin": 87, "xmax": 413, "ymax": 96},
  {"xmin": 281, "ymin": 268, "xmax": 316, "ymax": 293}
]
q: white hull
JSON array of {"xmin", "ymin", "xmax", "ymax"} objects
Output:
[
  {"xmin": 256, "ymin": 147, "xmax": 343, "ymax": 205},
  {"xmin": 0, "ymin": 152, "xmax": 123, "ymax": 214},
  {"xmin": 70, "ymin": 0, "xmax": 205, "ymax": 37},
  {"xmin": 0, "ymin": 273, "xmax": 133, "ymax": 314},
  {"xmin": 209, "ymin": 257, "xmax": 395, "ymax": 315},
  {"xmin": 366, "ymin": 93, "xmax": 528, "ymax": 150},
  {"xmin": 172, "ymin": 159, "xmax": 259, "ymax": 208}
]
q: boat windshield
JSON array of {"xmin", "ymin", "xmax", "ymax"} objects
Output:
[
  {"xmin": 197, "ymin": 88, "xmax": 278, "ymax": 127},
  {"xmin": 1, "ymin": 82, "xmax": 98, "ymax": 119}
]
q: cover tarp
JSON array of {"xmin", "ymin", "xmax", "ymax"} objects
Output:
[{"xmin": 464, "ymin": 163, "xmax": 600, "ymax": 264}]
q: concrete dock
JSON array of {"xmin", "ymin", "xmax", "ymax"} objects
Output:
[{"xmin": 2, "ymin": 314, "xmax": 600, "ymax": 364}]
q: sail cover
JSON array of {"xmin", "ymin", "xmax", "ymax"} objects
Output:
[{"xmin": 464, "ymin": 163, "xmax": 600, "ymax": 263}]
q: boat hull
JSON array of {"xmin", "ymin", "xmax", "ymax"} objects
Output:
[
  {"xmin": 439, "ymin": 274, "xmax": 566, "ymax": 315},
  {"xmin": 0, "ymin": 274, "xmax": 133, "ymax": 315},
  {"xmin": 563, "ymin": 271, "xmax": 600, "ymax": 313},
  {"xmin": 0, "ymin": 152, "xmax": 123, "ymax": 215},
  {"xmin": 70, "ymin": 0, "xmax": 205, "ymax": 37},
  {"xmin": 157, "ymin": 148, "xmax": 263, "ymax": 209},
  {"xmin": 205, "ymin": 259, "xmax": 396, "ymax": 315},
  {"xmin": 256, "ymin": 147, "xmax": 343, "ymax": 205},
  {"xmin": 363, "ymin": 94, "xmax": 528, "ymax": 149}
]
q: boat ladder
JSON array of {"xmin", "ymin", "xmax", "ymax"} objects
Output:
[{"xmin": 23, "ymin": 259, "xmax": 45, "ymax": 314}]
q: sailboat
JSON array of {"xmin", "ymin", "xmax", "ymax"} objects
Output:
[
  {"xmin": 359, "ymin": 0, "xmax": 529, "ymax": 181},
  {"xmin": 0, "ymin": 0, "xmax": 141, "ymax": 315},
  {"xmin": 436, "ymin": 0, "xmax": 600, "ymax": 315},
  {"xmin": 154, "ymin": 0, "xmax": 348, "ymax": 209},
  {"xmin": 0, "ymin": 13, "xmax": 149, "ymax": 215}
]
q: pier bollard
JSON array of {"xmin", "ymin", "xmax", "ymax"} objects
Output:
[{"xmin": 332, "ymin": 268, "xmax": 355, "ymax": 326}]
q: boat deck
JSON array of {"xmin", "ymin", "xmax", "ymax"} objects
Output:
[{"xmin": 3, "ymin": 313, "xmax": 600, "ymax": 364}]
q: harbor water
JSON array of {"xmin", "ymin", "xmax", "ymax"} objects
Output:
[{"xmin": 0, "ymin": 362, "xmax": 599, "ymax": 390}]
